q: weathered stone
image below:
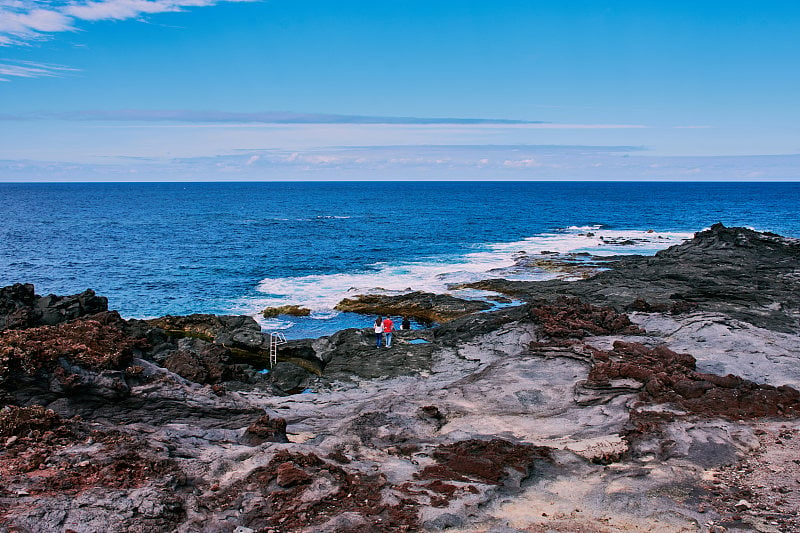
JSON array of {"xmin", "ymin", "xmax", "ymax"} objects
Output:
[
  {"xmin": 245, "ymin": 414, "xmax": 289, "ymax": 444},
  {"xmin": 269, "ymin": 361, "xmax": 312, "ymax": 394},
  {"xmin": 3, "ymin": 225, "xmax": 800, "ymax": 532},
  {"xmin": 262, "ymin": 305, "xmax": 311, "ymax": 318},
  {"xmin": 335, "ymin": 291, "xmax": 491, "ymax": 323},
  {"xmin": 1, "ymin": 284, "xmax": 108, "ymax": 332}
]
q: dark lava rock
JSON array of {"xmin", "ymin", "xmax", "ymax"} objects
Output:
[
  {"xmin": 1, "ymin": 284, "xmax": 108, "ymax": 331},
  {"xmin": 139, "ymin": 313, "xmax": 263, "ymax": 343},
  {"xmin": 161, "ymin": 337, "xmax": 234, "ymax": 385},
  {"xmin": 312, "ymin": 328, "xmax": 435, "ymax": 383},
  {"xmin": 334, "ymin": 291, "xmax": 491, "ymax": 323},
  {"xmin": 135, "ymin": 313, "xmax": 324, "ymax": 372},
  {"xmin": 269, "ymin": 361, "xmax": 313, "ymax": 394},
  {"xmin": 276, "ymin": 340, "xmax": 322, "ymax": 370},
  {"xmin": 464, "ymin": 224, "xmax": 800, "ymax": 332}
]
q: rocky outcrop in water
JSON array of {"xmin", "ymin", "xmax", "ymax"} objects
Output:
[
  {"xmin": 262, "ymin": 305, "xmax": 312, "ymax": 318},
  {"xmin": 2, "ymin": 224, "xmax": 800, "ymax": 532},
  {"xmin": 334, "ymin": 291, "xmax": 492, "ymax": 323},
  {"xmin": 467, "ymin": 223, "xmax": 800, "ymax": 332}
]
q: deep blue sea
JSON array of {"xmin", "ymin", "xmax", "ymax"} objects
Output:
[{"xmin": 1, "ymin": 182, "xmax": 798, "ymax": 338}]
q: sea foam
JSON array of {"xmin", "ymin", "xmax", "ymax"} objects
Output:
[{"xmin": 232, "ymin": 227, "xmax": 693, "ymax": 335}]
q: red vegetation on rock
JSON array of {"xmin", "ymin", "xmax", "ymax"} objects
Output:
[
  {"xmin": 0, "ymin": 313, "xmax": 145, "ymax": 386},
  {"xmin": 276, "ymin": 461, "xmax": 312, "ymax": 487},
  {"xmin": 0, "ymin": 405, "xmax": 61, "ymax": 438},
  {"xmin": 416, "ymin": 438, "xmax": 553, "ymax": 485},
  {"xmin": 210, "ymin": 449, "xmax": 418, "ymax": 532},
  {"xmin": 531, "ymin": 297, "xmax": 643, "ymax": 339},
  {"xmin": 590, "ymin": 341, "xmax": 800, "ymax": 419},
  {"xmin": 0, "ymin": 405, "xmax": 185, "ymax": 499}
]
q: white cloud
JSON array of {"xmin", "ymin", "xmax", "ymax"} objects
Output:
[
  {"xmin": 502, "ymin": 158, "xmax": 540, "ymax": 168},
  {"xmin": 3, "ymin": 149, "xmax": 798, "ymax": 182},
  {"xmin": 0, "ymin": 108, "xmax": 548, "ymax": 125},
  {"xmin": 0, "ymin": 0, "xmax": 256, "ymax": 46},
  {"xmin": 0, "ymin": 6, "xmax": 74, "ymax": 43},
  {"xmin": 0, "ymin": 60, "xmax": 80, "ymax": 81}
]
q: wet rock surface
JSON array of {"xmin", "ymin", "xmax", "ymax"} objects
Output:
[{"xmin": 1, "ymin": 224, "xmax": 799, "ymax": 532}]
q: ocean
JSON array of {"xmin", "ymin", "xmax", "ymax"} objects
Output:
[{"xmin": 2, "ymin": 181, "xmax": 798, "ymax": 338}]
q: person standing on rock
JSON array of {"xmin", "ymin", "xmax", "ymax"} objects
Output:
[
  {"xmin": 382, "ymin": 316, "xmax": 395, "ymax": 347},
  {"xmin": 374, "ymin": 316, "xmax": 384, "ymax": 348},
  {"xmin": 401, "ymin": 316, "xmax": 411, "ymax": 330}
]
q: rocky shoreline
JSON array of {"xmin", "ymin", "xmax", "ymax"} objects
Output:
[{"xmin": 1, "ymin": 223, "xmax": 799, "ymax": 532}]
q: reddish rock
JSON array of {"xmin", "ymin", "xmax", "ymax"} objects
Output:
[
  {"xmin": 209, "ymin": 450, "xmax": 418, "ymax": 532},
  {"xmin": 162, "ymin": 350, "xmax": 208, "ymax": 384},
  {"xmin": 276, "ymin": 461, "xmax": 312, "ymax": 487},
  {"xmin": 162, "ymin": 341, "xmax": 232, "ymax": 385},
  {"xmin": 0, "ymin": 405, "xmax": 185, "ymax": 499},
  {"xmin": 416, "ymin": 438, "xmax": 553, "ymax": 485},
  {"xmin": 245, "ymin": 414, "xmax": 289, "ymax": 444},
  {"xmin": 531, "ymin": 297, "xmax": 644, "ymax": 339},
  {"xmin": 425, "ymin": 480, "xmax": 457, "ymax": 496},
  {"xmin": 0, "ymin": 405, "xmax": 61, "ymax": 438},
  {"xmin": 0, "ymin": 314, "xmax": 145, "ymax": 388},
  {"xmin": 588, "ymin": 341, "xmax": 800, "ymax": 419}
]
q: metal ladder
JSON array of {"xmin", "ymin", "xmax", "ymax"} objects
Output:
[{"xmin": 269, "ymin": 332, "xmax": 287, "ymax": 367}]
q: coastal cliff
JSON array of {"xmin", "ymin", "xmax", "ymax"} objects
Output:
[{"xmin": 1, "ymin": 224, "xmax": 799, "ymax": 532}]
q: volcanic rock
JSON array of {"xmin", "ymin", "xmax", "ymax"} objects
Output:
[
  {"xmin": 0, "ymin": 313, "xmax": 145, "ymax": 398},
  {"xmin": 0, "ymin": 284, "xmax": 108, "ymax": 331},
  {"xmin": 465, "ymin": 223, "xmax": 800, "ymax": 332},
  {"xmin": 262, "ymin": 305, "xmax": 311, "ymax": 318},
  {"xmin": 245, "ymin": 414, "xmax": 289, "ymax": 444},
  {"xmin": 334, "ymin": 291, "xmax": 491, "ymax": 323}
]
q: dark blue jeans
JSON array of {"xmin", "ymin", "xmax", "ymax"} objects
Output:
[{"xmin": 375, "ymin": 333, "xmax": 382, "ymax": 347}]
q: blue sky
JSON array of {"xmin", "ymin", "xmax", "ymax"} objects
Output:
[{"xmin": 1, "ymin": 0, "xmax": 799, "ymax": 181}]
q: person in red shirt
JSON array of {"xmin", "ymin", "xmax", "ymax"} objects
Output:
[{"xmin": 382, "ymin": 317, "xmax": 394, "ymax": 347}]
